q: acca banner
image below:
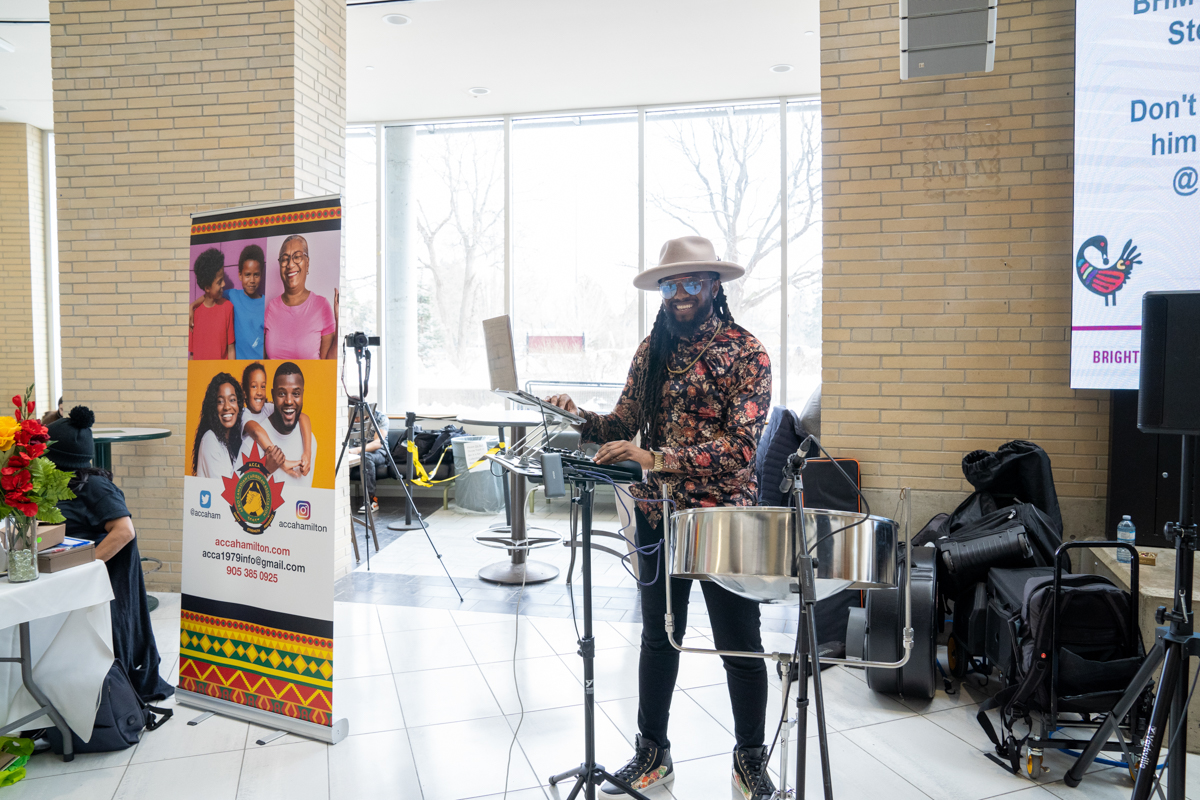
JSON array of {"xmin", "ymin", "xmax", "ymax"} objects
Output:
[
  {"xmin": 178, "ymin": 197, "xmax": 344, "ymax": 739},
  {"xmin": 1071, "ymin": 0, "xmax": 1200, "ymax": 389}
]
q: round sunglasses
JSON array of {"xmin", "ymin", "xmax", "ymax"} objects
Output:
[{"xmin": 659, "ymin": 277, "xmax": 712, "ymax": 300}]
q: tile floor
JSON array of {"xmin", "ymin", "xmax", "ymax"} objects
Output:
[{"xmin": 13, "ymin": 499, "xmax": 1200, "ymax": 800}]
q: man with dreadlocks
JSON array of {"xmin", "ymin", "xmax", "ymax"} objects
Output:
[{"xmin": 549, "ymin": 235, "xmax": 774, "ymax": 799}]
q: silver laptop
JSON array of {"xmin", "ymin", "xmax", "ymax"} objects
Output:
[{"xmin": 482, "ymin": 315, "xmax": 585, "ymax": 424}]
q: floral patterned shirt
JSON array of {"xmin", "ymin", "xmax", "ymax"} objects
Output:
[{"xmin": 578, "ymin": 314, "xmax": 772, "ymax": 527}]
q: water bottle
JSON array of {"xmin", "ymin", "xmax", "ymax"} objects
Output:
[{"xmin": 1117, "ymin": 515, "xmax": 1136, "ymax": 563}]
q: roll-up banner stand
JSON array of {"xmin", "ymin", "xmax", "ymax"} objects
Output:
[{"xmin": 177, "ymin": 196, "xmax": 347, "ymax": 743}]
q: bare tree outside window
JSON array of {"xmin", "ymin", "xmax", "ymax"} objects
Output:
[
  {"xmin": 380, "ymin": 100, "xmax": 822, "ymax": 414},
  {"xmin": 646, "ymin": 102, "xmax": 822, "ymax": 407},
  {"xmin": 409, "ymin": 123, "xmax": 505, "ymax": 410},
  {"xmin": 344, "ymin": 127, "xmax": 379, "ymax": 365}
]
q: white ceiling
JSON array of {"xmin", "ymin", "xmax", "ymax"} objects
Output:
[
  {"xmin": 346, "ymin": 0, "xmax": 821, "ymax": 123},
  {"xmin": 0, "ymin": 0, "xmax": 820, "ymax": 131},
  {"xmin": 0, "ymin": 0, "xmax": 52, "ymax": 130}
]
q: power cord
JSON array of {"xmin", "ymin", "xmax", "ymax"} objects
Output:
[
  {"xmin": 800, "ymin": 435, "xmax": 873, "ymax": 555},
  {"xmin": 501, "ymin": 558, "xmax": 529, "ymax": 799}
]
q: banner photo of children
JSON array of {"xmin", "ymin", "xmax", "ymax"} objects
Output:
[
  {"xmin": 188, "ymin": 229, "xmax": 340, "ymax": 362},
  {"xmin": 180, "ymin": 197, "xmax": 345, "ymax": 738}
]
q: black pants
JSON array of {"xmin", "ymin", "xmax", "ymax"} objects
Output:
[
  {"xmin": 350, "ymin": 450, "xmax": 388, "ymax": 498},
  {"xmin": 635, "ymin": 508, "xmax": 767, "ymax": 750}
]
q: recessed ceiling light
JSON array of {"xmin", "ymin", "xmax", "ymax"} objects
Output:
[
  {"xmin": 383, "ymin": 14, "xmax": 410, "ymax": 25},
  {"xmin": 805, "ymin": 30, "xmax": 816, "ymax": 36},
  {"xmin": 365, "ymin": 65, "xmax": 375, "ymax": 70},
  {"xmin": 0, "ymin": 37, "xmax": 14, "ymax": 53},
  {"xmin": 468, "ymin": 87, "xmax": 490, "ymax": 96},
  {"xmin": 770, "ymin": 64, "xmax": 794, "ymax": 74}
]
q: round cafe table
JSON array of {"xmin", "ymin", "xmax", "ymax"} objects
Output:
[
  {"xmin": 457, "ymin": 411, "xmax": 560, "ymax": 585},
  {"xmin": 91, "ymin": 427, "xmax": 172, "ymax": 472},
  {"xmin": 91, "ymin": 426, "xmax": 171, "ymax": 610}
]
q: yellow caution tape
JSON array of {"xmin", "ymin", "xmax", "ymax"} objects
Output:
[{"xmin": 404, "ymin": 440, "xmax": 505, "ymax": 487}]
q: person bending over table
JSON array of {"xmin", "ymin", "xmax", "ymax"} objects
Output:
[
  {"xmin": 46, "ymin": 406, "xmax": 174, "ymax": 702},
  {"xmin": 548, "ymin": 236, "xmax": 773, "ymax": 800}
]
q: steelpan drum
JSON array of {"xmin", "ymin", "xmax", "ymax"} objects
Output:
[{"xmin": 669, "ymin": 506, "xmax": 898, "ymax": 604}]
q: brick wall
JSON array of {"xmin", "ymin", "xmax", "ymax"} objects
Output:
[
  {"xmin": 0, "ymin": 123, "xmax": 48, "ymax": 411},
  {"xmin": 819, "ymin": 0, "xmax": 1107, "ymax": 536},
  {"xmin": 50, "ymin": 0, "xmax": 350, "ymax": 589}
]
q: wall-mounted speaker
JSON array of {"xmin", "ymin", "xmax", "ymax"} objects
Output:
[
  {"xmin": 1139, "ymin": 291, "xmax": 1200, "ymax": 435},
  {"xmin": 900, "ymin": 0, "xmax": 997, "ymax": 80}
]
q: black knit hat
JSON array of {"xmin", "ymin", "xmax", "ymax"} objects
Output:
[{"xmin": 46, "ymin": 406, "xmax": 96, "ymax": 471}]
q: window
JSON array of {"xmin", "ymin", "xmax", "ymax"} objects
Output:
[
  {"xmin": 372, "ymin": 99, "xmax": 822, "ymax": 415},
  {"xmin": 786, "ymin": 99, "xmax": 823, "ymax": 408},
  {"xmin": 384, "ymin": 121, "xmax": 506, "ymax": 412},
  {"xmin": 344, "ymin": 126, "xmax": 379, "ymax": 402},
  {"xmin": 511, "ymin": 112, "xmax": 639, "ymax": 392},
  {"xmin": 645, "ymin": 103, "xmax": 784, "ymax": 403}
]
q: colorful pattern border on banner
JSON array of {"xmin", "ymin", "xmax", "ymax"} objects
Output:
[
  {"xmin": 190, "ymin": 205, "xmax": 341, "ymax": 237},
  {"xmin": 178, "ymin": 610, "xmax": 333, "ymax": 726}
]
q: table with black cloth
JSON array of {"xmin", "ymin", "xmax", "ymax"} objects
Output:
[{"xmin": 57, "ymin": 473, "xmax": 173, "ymax": 702}]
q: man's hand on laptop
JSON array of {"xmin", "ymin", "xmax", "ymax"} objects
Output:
[{"xmin": 546, "ymin": 394, "xmax": 578, "ymax": 415}]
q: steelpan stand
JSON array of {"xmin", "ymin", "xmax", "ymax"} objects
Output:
[
  {"xmin": 661, "ymin": 469, "xmax": 917, "ymax": 800},
  {"xmin": 549, "ymin": 476, "xmax": 652, "ymax": 800}
]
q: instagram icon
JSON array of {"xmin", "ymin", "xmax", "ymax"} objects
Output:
[{"xmin": 296, "ymin": 501, "xmax": 311, "ymax": 520}]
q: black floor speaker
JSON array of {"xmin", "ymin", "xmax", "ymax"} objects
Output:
[{"xmin": 1139, "ymin": 291, "xmax": 1200, "ymax": 435}]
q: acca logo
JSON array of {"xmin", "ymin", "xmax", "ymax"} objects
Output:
[
  {"xmin": 296, "ymin": 501, "xmax": 311, "ymax": 520},
  {"xmin": 199, "ymin": 490, "xmax": 211, "ymax": 509}
]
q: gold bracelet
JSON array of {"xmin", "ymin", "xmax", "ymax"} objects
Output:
[{"xmin": 653, "ymin": 451, "xmax": 665, "ymax": 473}]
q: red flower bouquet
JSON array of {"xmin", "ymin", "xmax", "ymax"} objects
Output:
[{"xmin": 0, "ymin": 386, "xmax": 75, "ymax": 581}]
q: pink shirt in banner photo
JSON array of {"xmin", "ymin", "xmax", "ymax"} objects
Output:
[{"xmin": 264, "ymin": 293, "xmax": 336, "ymax": 361}]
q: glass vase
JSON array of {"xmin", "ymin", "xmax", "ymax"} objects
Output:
[{"xmin": 2, "ymin": 515, "xmax": 38, "ymax": 583}]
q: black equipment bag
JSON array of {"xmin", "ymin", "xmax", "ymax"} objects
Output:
[
  {"xmin": 864, "ymin": 545, "xmax": 939, "ymax": 699},
  {"xmin": 390, "ymin": 424, "xmax": 465, "ymax": 480},
  {"xmin": 959, "ymin": 440, "xmax": 1062, "ymax": 534},
  {"xmin": 47, "ymin": 661, "xmax": 172, "ymax": 754},
  {"xmin": 930, "ymin": 503, "xmax": 1062, "ymax": 598},
  {"xmin": 984, "ymin": 567, "xmax": 1053, "ymax": 680},
  {"xmin": 976, "ymin": 571, "xmax": 1144, "ymax": 769},
  {"xmin": 913, "ymin": 440, "xmax": 1063, "ymax": 548}
]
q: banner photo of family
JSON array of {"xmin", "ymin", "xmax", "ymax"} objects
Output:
[{"xmin": 178, "ymin": 197, "xmax": 346, "ymax": 741}]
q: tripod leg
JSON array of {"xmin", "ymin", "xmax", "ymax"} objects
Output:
[
  {"xmin": 550, "ymin": 765, "xmax": 587, "ymax": 785},
  {"xmin": 1065, "ymin": 637, "xmax": 1165, "ymax": 787},
  {"xmin": 806, "ymin": 602, "xmax": 834, "ymax": 800},
  {"xmin": 1133, "ymin": 642, "xmax": 1183, "ymax": 800}
]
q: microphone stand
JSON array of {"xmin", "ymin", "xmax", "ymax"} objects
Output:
[
  {"xmin": 781, "ymin": 443, "xmax": 835, "ymax": 799},
  {"xmin": 549, "ymin": 475, "xmax": 653, "ymax": 800}
]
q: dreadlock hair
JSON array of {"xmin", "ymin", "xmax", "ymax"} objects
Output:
[
  {"xmin": 192, "ymin": 372, "xmax": 246, "ymax": 475},
  {"xmin": 635, "ymin": 282, "xmax": 735, "ymax": 450}
]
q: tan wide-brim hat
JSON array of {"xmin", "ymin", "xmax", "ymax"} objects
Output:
[{"xmin": 632, "ymin": 235, "xmax": 746, "ymax": 291}]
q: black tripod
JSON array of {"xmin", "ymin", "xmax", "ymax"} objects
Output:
[
  {"xmin": 333, "ymin": 335, "xmax": 462, "ymax": 600},
  {"xmin": 1065, "ymin": 434, "xmax": 1196, "ymax": 799},
  {"xmin": 549, "ymin": 477, "xmax": 652, "ymax": 800}
]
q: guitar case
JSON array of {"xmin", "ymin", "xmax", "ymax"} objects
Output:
[{"xmin": 863, "ymin": 545, "xmax": 939, "ymax": 699}]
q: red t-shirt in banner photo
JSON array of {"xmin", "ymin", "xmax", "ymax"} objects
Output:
[{"xmin": 189, "ymin": 301, "xmax": 234, "ymax": 360}]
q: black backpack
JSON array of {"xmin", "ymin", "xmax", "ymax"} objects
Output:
[
  {"xmin": 47, "ymin": 661, "xmax": 172, "ymax": 754},
  {"xmin": 977, "ymin": 573, "xmax": 1143, "ymax": 772},
  {"xmin": 925, "ymin": 503, "xmax": 1063, "ymax": 598}
]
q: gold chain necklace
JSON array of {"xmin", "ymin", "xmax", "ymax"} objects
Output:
[{"xmin": 667, "ymin": 321, "xmax": 723, "ymax": 374}]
